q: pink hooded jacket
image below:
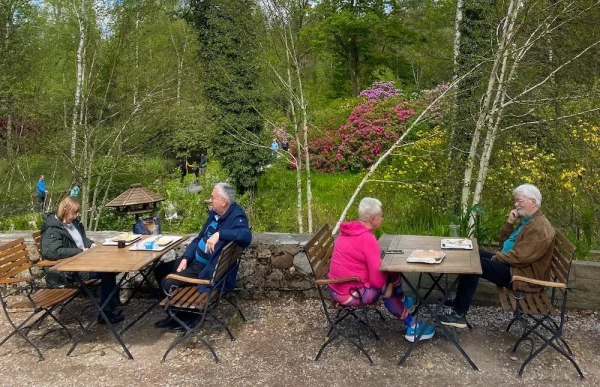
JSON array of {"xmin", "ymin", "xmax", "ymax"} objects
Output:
[{"xmin": 328, "ymin": 221, "xmax": 386, "ymax": 295}]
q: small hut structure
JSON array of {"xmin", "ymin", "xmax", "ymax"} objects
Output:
[{"xmin": 105, "ymin": 183, "xmax": 165, "ymax": 216}]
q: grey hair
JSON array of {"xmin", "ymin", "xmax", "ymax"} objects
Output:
[
  {"xmin": 215, "ymin": 182, "xmax": 236, "ymax": 204},
  {"xmin": 358, "ymin": 197, "xmax": 382, "ymax": 221},
  {"xmin": 513, "ymin": 184, "xmax": 542, "ymax": 208}
]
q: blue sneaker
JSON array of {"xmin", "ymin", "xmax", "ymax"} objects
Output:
[
  {"xmin": 404, "ymin": 321, "xmax": 435, "ymax": 343},
  {"xmin": 403, "ymin": 296, "xmax": 415, "ymax": 309}
]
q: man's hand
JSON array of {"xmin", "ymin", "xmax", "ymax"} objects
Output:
[
  {"xmin": 90, "ymin": 243, "xmax": 97, "ymax": 248},
  {"xmin": 205, "ymin": 232, "xmax": 220, "ymax": 254},
  {"xmin": 176, "ymin": 259, "xmax": 188, "ymax": 272},
  {"xmin": 508, "ymin": 209, "xmax": 519, "ymax": 224}
]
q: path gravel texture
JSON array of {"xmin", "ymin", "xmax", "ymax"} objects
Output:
[{"xmin": 0, "ymin": 297, "xmax": 598, "ymax": 386}]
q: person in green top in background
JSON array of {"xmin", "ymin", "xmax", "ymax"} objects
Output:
[{"xmin": 439, "ymin": 184, "xmax": 556, "ymax": 328}]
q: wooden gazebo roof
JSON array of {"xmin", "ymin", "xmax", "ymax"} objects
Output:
[{"xmin": 105, "ymin": 183, "xmax": 165, "ymax": 215}]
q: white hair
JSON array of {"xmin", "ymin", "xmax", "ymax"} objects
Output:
[
  {"xmin": 214, "ymin": 182, "xmax": 236, "ymax": 203},
  {"xmin": 513, "ymin": 184, "xmax": 542, "ymax": 208},
  {"xmin": 358, "ymin": 197, "xmax": 382, "ymax": 221}
]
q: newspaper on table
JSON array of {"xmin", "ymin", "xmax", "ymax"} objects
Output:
[{"xmin": 407, "ymin": 250, "xmax": 446, "ymax": 264}]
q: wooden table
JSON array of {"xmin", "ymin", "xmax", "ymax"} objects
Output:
[
  {"xmin": 51, "ymin": 235, "xmax": 189, "ymax": 359},
  {"xmin": 379, "ymin": 234, "xmax": 482, "ymax": 370}
]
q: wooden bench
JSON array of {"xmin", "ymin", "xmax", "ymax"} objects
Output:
[
  {"xmin": 0, "ymin": 238, "xmax": 81, "ymax": 360},
  {"xmin": 497, "ymin": 230, "xmax": 583, "ymax": 377}
]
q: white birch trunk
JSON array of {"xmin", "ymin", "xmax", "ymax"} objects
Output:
[
  {"xmin": 448, "ymin": 0, "xmax": 463, "ymax": 159},
  {"xmin": 459, "ymin": 0, "xmax": 519, "ymax": 216},
  {"xmin": 286, "ymin": 22, "xmax": 313, "ymax": 232},
  {"xmin": 71, "ymin": 0, "xmax": 86, "ymax": 161},
  {"xmin": 286, "ymin": 51, "xmax": 304, "ymax": 233}
]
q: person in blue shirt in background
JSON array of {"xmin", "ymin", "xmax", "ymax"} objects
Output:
[
  {"xmin": 153, "ymin": 182, "xmax": 251, "ymax": 330},
  {"xmin": 270, "ymin": 138, "xmax": 279, "ymax": 158},
  {"xmin": 37, "ymin": 175, "xmax": 48, "ymax": 212}
]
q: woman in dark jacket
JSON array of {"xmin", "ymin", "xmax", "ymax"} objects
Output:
[{"xmin": 41, "ymin": 197, "xmax": 124, "ymax": 324}]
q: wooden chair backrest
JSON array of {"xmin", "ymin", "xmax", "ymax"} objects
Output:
[
  {"xmin": 211, "ymin": 242, "xmax": 243, "ymax": 285},
  {"xmin": 304, "ymin": 224, "xmax": 335, "ymax": 281},
  {"xmin": 551, "ymin": 230, "xmax": 576, "ymax": 285},
  {"xmin": 32, "ymin": 231, "xmax": 43, "ymax": 260},
  {"xmin": 0, "ymin": 238, "xmax": 33, "ymax": 282}
]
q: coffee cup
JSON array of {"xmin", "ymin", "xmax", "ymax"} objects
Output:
[{"xmin": 117, "ymin": 240, "xmax": 126, "ymax": 249}]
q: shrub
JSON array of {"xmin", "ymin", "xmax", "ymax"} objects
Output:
[{"xmin": 309, "ymin": 97, "xmax": 415, "ymax": 173}]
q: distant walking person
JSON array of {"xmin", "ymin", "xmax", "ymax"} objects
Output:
[
  {"xmin": 37, "ymin": 175, "xmax": 48, "ymax": 212},
  {"xmin": 179, "ymin": 157, "xmax": 187, "ymax": 183},
  {"xmin": 281, "ymin": 140, "xmax": 289, "ymax": 152},
  {"xmin": 199, "ymin": 153, "xmax": 208, "ymax": 176},
  {"xmin": 270, "ymin": 139, "xmax": 279, "ymax": 158}
]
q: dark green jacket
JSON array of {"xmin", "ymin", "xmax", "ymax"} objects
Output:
[{"xmin": 40, "ymin": 213, "xmax": 93, "ymax": 261}]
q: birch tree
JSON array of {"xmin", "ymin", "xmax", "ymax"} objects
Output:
[
  {"xmin": 460, "ymin": 0, "xmax": 600, "ymax": 231},
  {"xmin": 263, "ymin": 0, "xmax": 314, "ymax": 232}
]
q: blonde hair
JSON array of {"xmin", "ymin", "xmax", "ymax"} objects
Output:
[{"xmin": 56, "ymin": 197, "xmax": 81, "ymax": 222}]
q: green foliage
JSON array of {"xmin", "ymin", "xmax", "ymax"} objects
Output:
[
  {"xmin": 0, "ymin": 213, "xmax": 41, "ymax": 231},
  {"xmin": 191, "ymin": 0, "xmax": 268, "ymax": 193}
]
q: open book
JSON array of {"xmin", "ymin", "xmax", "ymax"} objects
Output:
[
  {"xmin": 441, "ymin": 238, "xmax": 473, "ymax": 250},
  {"xmin": 407, "ymin": 250, "xmax": 446, "ymax": 264}
]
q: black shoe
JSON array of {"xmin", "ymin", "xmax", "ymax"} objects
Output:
[
  {"xmin": 98, "ymin": 311, "xmax": 125, "ymax": 324},
  {"xmin": 154, "ymin": 316, "xmax": 176, "ymax": 329},
  {"xmin": 438, "ymin": 309, "xmax": 467, "ymax": 328},
  {"xmin": 169, "ymin": 319, "xmax": 194, "ymax": 333}
]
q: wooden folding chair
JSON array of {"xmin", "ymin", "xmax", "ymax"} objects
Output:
[
  {"xmin": 160, "ymin": 242, "xmax": 245, "ymax": 362},
  {"xmin": 307, "ymin": 224, "xmax": 383, "ymax": 366},
  {"xmin": 497, "ymin": 230, "xmax": 584, "ymax": 377},
  {"xmin": 0, "ymin": 238, "xmax": 81, "ymax": 360}
]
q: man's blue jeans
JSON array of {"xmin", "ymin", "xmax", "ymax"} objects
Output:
[{"xmin": 453, "ymin": 250, "xmax": 512, "ymax": 315}]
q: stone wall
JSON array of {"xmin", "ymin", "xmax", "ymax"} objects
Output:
[{"xmin": 2, "ymin": 231, "xmax": 600, "ymax": 310}]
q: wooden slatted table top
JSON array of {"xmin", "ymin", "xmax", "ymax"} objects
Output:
[
  {"xmin": 51, "ymin": 235, "xmax": 190, "ymax": 273},
  {"xmin": 379, "ymin": 234, "xmax": 482, "ymax": 275}
]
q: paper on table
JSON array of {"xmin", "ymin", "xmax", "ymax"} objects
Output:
[
  {"xmin": 103, "ymin": 234, "xmax": 142, "ymax": 246},
  {"xmin": 441, "ymin": 238, "xmax": 473, "ymax": 250},
  {"xmin": 407, "ymin": 250, "xmax": 446, "ymax": 264},
  {"xmin": 128, "ymin": 235, "xmax": 183, "ymax": 251}
]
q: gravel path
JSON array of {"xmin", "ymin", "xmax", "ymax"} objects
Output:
[{"xmin": 0, "ymin": 297, "xmax": 598, "ymax": 386}]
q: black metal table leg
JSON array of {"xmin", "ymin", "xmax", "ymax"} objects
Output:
[
  {"xmin": 119, "ymin": 259, "xmax": 164, "ymax": 334},
  {"xmin": 66, "ymin": 273, "xmax": 134, "ymax": 359},
  {"xmin": 398, "ymin": 273, "xmax": 479, "ymax": 370}
]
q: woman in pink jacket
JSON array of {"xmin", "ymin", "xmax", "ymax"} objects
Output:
[{"xmin": 328, "ymin": 197, "xmax": 435, "ymax": 342}]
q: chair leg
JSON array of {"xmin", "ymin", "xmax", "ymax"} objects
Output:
[
  {"xmin": 352, "ymin": 311, "xmax": 379, "ymax": 341},
  {"xmin": 44, "ymin": 308, "xmax": 73, "ymax": 339},
  {"xmin": 0, "ymin": 312, "xmax": 44, "ymax": 361},
  {"xmin": 373, "ymin": 308, "xmax": 386, "ymax": 322},
  {"xmin": 222, "ymin": 295, "xmax": 246, "ymax": 322}
]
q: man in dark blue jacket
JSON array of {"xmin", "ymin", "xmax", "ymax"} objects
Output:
[{"xmin": 153, "ymin": 182, "xmax": 251, "ymax": 329}]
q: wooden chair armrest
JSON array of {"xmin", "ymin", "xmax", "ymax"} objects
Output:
[
  {"xmin": 512, "ymin": 275, "xmax": 566, "ymax": 289},
  {"xmin": 315, "ymin": 276, "xmax": 362, "ymax": 285},
  {"xmin": 0, "ymin": 277, "xmax": 34, "ymax": 284},
  {"xmin": 35, "ymin": 260, "xmax": 58, "ymax": 267},
  {"xmin": 165, "ymin": 274, "xmax": 210, "ymax": 285}
]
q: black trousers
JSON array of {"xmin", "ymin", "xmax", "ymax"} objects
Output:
[
  {"xmin": 453, "ymin": 250, "xmax": 512, "ymax": 315},
  {"xmin": 153, "ymin": 258, "xmax": 206, "ymax": 295}
]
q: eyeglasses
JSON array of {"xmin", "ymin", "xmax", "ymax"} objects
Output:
[{"xmin": 515, "ymin": 198, "xmax": 531, "ymax": 204}]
